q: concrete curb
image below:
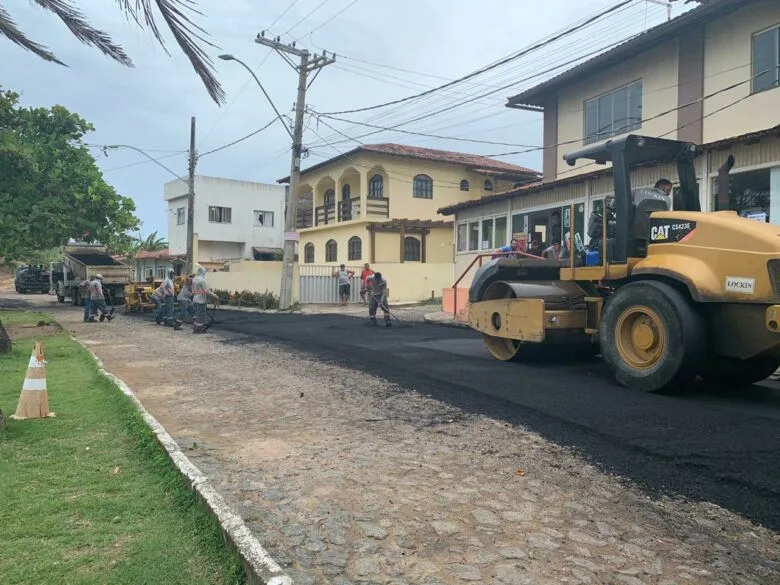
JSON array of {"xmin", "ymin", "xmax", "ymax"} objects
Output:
[
  {"xmin": 423, "ymin": 313, "xmax": 471, "ymax": 329},
  {"xmin": 71, "ymin": 336, "xmax": 294, "ymax": 585}
]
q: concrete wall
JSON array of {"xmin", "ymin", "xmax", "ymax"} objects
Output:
[
  {"xmin": 207, "ymin": 261, "xmax": 300, "ymax": 300},
  {"xmin": 555, "ymin": 40, "xmax": 679, "ymax": 179},
  {"xmin": 165, "ymin": 176, "xmax": 286, "ymax": 261},
  {"xmin": 367, "ymin": 262, "xmax": 453, "ymax": 302},
  {"xmin": 702, "ymin": 0, "xmax": 780, "ymax": 143}
]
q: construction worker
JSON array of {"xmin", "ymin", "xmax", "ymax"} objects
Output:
[
  {"xmin": 78, "ymin": 278, "xmax": 91, "ymax": 322},
  {"xmin": 173, "ymin": 274, "xmax": 194, "ymax": 331},
  {"xmin": 366, "ymin": 272, "xmax": 391, "ymax": 327},
  {"xmin": 162, "ymin": 269, "xmax": 176, "ymax": 325},
  {"xmin": 359, "ymin": 263, "xmax": 374, "ymax": 304},
  {"xmin": 192, "ymin": 266, "xmax": 217, "ymax": 333},
  {"xmin": 88, "ymin": 274, "xmax": 114, "ymax": 322}
]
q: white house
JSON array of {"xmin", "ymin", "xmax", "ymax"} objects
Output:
[{"xmin": 164, "ymin": 175, "xmax": 288, "ymax": 263}]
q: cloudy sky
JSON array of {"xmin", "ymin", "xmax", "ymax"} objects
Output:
[{"xmin": 3, "ymin": 0, "xmax": 692, "ymax": 239}]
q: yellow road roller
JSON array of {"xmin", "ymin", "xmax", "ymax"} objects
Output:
[{"xmin": 467, "ymin": 134, "xmax": 780, "ymax": 392}]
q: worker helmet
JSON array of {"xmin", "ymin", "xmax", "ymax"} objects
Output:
[{"xmin": 94, "ymin": 273, "xmax": 104, "ymax": 280}]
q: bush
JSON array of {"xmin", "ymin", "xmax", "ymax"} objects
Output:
[{"xmin": 211, "ymin": 288, "xmax": 279, "ymax": 310}]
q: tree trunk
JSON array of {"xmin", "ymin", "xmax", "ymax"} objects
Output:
[{"xmin": 0, "ymin": 320, "xmax": 11, "ymax": 354}]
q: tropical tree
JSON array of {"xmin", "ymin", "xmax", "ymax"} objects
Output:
[
  {"xmin": 0, "ymin": 87, "xmax": 140, "ymax": 261},
  {"xmin": 0, "ymin": 1, "xmax": 225, "ymax": 104},
  {"xmin": 136, "ymin": 231, "xmax": 169, "ymax": 253}
]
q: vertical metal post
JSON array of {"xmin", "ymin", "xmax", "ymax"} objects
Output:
[{"xmin": 186, "ymin": 116, "xmax": 196, "ymax": 274}]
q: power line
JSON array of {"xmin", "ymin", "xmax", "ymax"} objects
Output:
[
  {"xmin": 199, "ymin": 118, "xmax": 278, "ymax": 157},
  {"xmin": 296, "ymin": 0, "xmax": 361, "ymax": 40},
  {"xmin": 318, "ymin": 0, "xmax": 636, "ymax": 116},
  {"xmin": 283, "ymin": 0, "xmax": 332, "ymax": 36}
]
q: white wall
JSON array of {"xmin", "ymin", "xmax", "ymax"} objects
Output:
[
  {"xmin": 702, "ymin": 0, "xmax": 780, "ymax": 143},
  {"xmin": 165, "ymin": 176, "xmax": 287, "ymax": 260}
]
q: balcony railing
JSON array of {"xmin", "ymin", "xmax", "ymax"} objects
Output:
[{"xmin": 295, "ymin": 196, "xmax": 389, "ymax": 228}]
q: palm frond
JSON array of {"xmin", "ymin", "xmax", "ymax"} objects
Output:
[
  {"xmin": 116, "ymin": 0, "xmax": 225, "ymax": 105},
  {"xmin": 31, "ymin": 0, "xmax": 132, "ymax": 66},
  {"xmin": 147, "ymin": 0, "xmax": 226, "ymax": 105},
  {"xmin": 0, "ymin": 4, "xmax": 65, "ymax": 64}
]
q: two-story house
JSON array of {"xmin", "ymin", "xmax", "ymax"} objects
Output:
[
  {"xmin": 164, "ymin": 175, "xmax": 288, "ymax": 266},
  {"xmin": 277, "ymin": 143, "xmax": 540, "ymax": 302},
  {"xmin": 439, "ymin": 0, "xmax": 780, "ymax": 314}
]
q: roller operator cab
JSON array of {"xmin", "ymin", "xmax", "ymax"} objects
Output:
[{"xmin": 467, "ymin": 134, "xmax": 780, "ymax": 393}]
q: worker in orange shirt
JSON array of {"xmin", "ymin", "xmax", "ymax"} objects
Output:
[{"xmin": 359, "ymin": 262, "xmax": 374, "ymax": 304}]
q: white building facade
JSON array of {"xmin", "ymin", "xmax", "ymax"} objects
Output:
[{"xmin": 164, "ymin": 175, "xmax": 288, "ymax": 262}]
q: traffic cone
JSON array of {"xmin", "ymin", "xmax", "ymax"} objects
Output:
[{"xmin": 11, "ymin": 340, "xmax": 55, "ymax": 420}]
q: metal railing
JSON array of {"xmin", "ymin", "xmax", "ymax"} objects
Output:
[{"xmin": 450, "ymin": 250, "xmax": 543, "ymax": 319}]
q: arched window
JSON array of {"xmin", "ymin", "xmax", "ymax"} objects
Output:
[
  {"xmin": 325, "ymin": 239, "xmax": 338, "ymax": 262},
  {"xmin": 413, "ymin": 174, "xmax": 433, "ymax": 199},
  {"xmin": 403, "ymin": 236, "xmax": 421, "ymax": 262},
  {"xmin": 368, "ymin": 174, "xmax": 384, "ymax": 198},
  {"xmin": 460, "ymin": 179, "xmax": 470, "ymax": 191},
  {"xmin": 484, "ymin": 179, "xmax": 493, "ymax": 192},
  {"xmin": 348, "ymin": 236, "xmax": 362, "ymax": 261},
  {"xmin": 342, "ymin": 184, "xmax": 351, "ymax": 200},
  {"xmin": 324, "ymin": 188, "xmax": 335, "ymax": 207},
  {"xmin": 304, "ymin": 243, "xmax": 314, "ymax": 264}
]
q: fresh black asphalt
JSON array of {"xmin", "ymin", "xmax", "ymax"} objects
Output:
[
  {"xmin": 207, "ymin": 310, "xmax": 780, "ymax": 532},
  {"xmin": 6, "ymin": 294, "xmax": 778, "ymax": 531}
]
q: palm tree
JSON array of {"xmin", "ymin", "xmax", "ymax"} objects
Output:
[
  {"xmin": 136, "ymin": 231, "xmax": 168, "ymax": 252},
  {"xmin": 0, "ymin": 1, "xmax": 225, "ymax": 104}
]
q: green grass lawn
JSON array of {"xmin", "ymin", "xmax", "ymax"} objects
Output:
[{"xmin": 0, "ymin": 310, "xmax": 245, "ymax": 585}]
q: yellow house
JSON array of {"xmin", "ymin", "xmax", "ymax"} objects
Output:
[{"xmin": 278, "ymin": 143, "xmax": 540, "ymax": 266}]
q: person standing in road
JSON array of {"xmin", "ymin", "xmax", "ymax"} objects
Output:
[
  {"xmin": 173, "ymin": 274, "xmax": 194, "ymax": 330},
  {"xmin": 366, "ymin": 272, "xmax": 391, "ymax": 327},
  {"xmin": 192, "ymin": 265, "xmax": 217, "ymax": 333},
  {"xmin": 78, "ymin": 278, "xmax": 92, "ymax": 322},
  {"xmin": 332, "ymin": 264, "xmax": 355, "ymax": 305},
  {"xmin": 162, "ymin": 269, "xmax": 176, "ymax": 323},
  {"xmin": 359, "ymin": 263, "xmax": 374, "ymax": 304},
  {"xmin": 88, "ymin": 274, "xmax": 113, "ymax": 322}
]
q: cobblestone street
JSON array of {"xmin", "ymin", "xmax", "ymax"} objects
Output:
[{"xmin": 9, "ymin": 295, "xmax": 780, "ymax": 585}]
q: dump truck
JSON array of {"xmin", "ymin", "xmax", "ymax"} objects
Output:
[
  {"xmin": 14, "ymin": 264, "xmax": 51, "ymax": 294},
  {"xmin": 50, "ymin": 244, "xmax": 132, "ymax": 307},
  {"xmin": 467, "ymin": 134, "xmax": 780, "ymax": 393}
]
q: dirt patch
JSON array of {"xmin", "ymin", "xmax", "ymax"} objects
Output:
[{"xmin": 6, "ymin": 322, "xmax": 61, "ymax": 340}]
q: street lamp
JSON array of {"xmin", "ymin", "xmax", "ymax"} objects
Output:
[{"xmin": 218, "ymin": 55, "xmax": 294, "ymax": 141}]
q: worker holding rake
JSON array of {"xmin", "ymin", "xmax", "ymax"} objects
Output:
[{"xmin": 366, "ymin": 272, "xmax": 391, "ymax": 327}]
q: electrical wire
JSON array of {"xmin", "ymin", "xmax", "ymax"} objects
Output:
[
  {"xmin": 199, "ymin": 118, "xmax": 278, "ymax": 157},
  {"xmin": 296, "ymin": 0, "xmax": 361, "ymax": 41},
  {"xmin": 283, "ymin": 0, "xmax": 332, "ymax": 36},
  {"xmin": 317, "ymin": 0, "xmax": 637, "ymax": 116}
]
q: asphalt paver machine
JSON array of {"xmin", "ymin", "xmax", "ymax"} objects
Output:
[{"xmin": 467, "ymin": 134, "xmax": 780, "ymax": 392}]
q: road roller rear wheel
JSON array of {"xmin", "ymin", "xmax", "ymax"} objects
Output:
[{"xmin": 600, "ymin": 280, "xmax": 705, "ymax": 393}]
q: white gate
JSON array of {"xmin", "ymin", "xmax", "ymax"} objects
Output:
[{"xmin": 299, "ymin": 264, "xmax": 363, "ymax": 303}]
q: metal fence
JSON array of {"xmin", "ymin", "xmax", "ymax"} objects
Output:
[{"xmin": 299, "ymin": 264, "xmax": 363, "ymax": 303}]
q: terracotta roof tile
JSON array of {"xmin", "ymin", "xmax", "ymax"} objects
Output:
[{"xmin": 134, "ymin": 248, "xmax": 184, "ymax": 260}]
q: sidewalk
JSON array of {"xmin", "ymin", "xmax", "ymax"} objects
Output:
[{"xmin": 423, "ymin": 310, "xmax": 471, "ymax": 329}]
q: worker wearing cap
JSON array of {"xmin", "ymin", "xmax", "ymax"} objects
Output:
[
  {"xmin": 192, "ymin": 266, "xmax": 217, "ymax": 332},
  {"xmin": 173, "ymin": 274, "xmax": 194, "ymax": 331},
  {"xmin": 366, "ymin": 272, "xmax": 391, "ymax": 327},
  {"xmin": 88, "ymin": 274, "xmax": 113, "ymax": 322}
]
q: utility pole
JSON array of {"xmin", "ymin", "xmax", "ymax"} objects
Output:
[
  {"xmin": 186, "ymin": 116, "xmax": 197, "ymax": 275},
  {"xmin": 255, "ymin": 32, "xmax": 335, "ymax": 309}
]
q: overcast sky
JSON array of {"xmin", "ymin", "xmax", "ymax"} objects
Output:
[{"xmin": 3, "ymin": 0, "xmax": 692, "ymax": 239}]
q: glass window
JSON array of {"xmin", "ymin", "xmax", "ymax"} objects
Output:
[
  {"xmin": 404, "ymin": 237, "xmax": 421, "ymax": 261},
  {"xmin": 584, "ymin": 80, "xmax": 642, "ymax": 144},
  {"xmin": 324, "ymin": 189, "xmax": 335, "ymax": 207},
  {"xmin": 348, "ymin": 236, "xmax": 362, "ymax": 261},
  {"xmin": 481, "ymin": 218, "xmax": 494, "ymax": 250},
  {"xmin": 456, "ymin": 223, "xmax": 469, "ymax": 252},
  {"xmin": 413, "ymin": 174, "xmax": 433, "ymax": 199},
  {"xmin": 325, "ymin": 239, "xmax": 338, "ymax": 262},
  {"xmin": 368, "ymin": 174, "xmax": 384, "ymax": 198},
  {"xmin": 712, "ymin": 168, "xmax": 771, "ymax": 221},
  {"xmin": 484, "ymin": 180, "xmax": 493, "ymax": 192},
  {"xmin": 753, "ymin": 26, "xmax": 780, "ymax": 94},
  {"xmin": 495, "ymin": 216, "xmax": 508, "ymax": 248},
  {"xmin": 460, "ymin": 179, "xmax": 470, "ymax": 191},
  {"xmin": 304, "ymin": 243, "xmax": 314, "ymax": 263},
  {"xmin": 254, "ymin": 210, "xmax": 274, "ymax": 227},
  {"xmin": 176, "ymin": 207, "xmax": 185, "ymax": 225},
  {"xmin": 511, "ymin": 213, "xmax": 527, "ymax": 237},
  {"xmin": 208, "ymin": 206, "xmax": 231, "ymax": 223},
  {"xmin": 468, "ymin": 221, "xmax": 480, "ymax": 251}
]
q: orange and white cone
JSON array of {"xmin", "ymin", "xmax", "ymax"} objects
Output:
[{"xmin": 11, "ymin": 340, "xmax": 55, "ymax": 420}]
